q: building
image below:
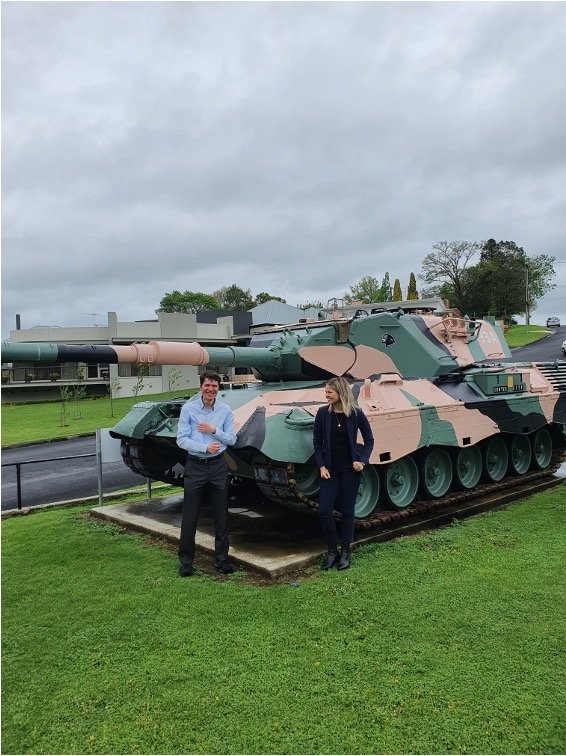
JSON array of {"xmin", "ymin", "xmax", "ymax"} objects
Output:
[
  {"xmin": 2, "ymin": 310, "xmax": 252, "ymax": 402},
  {"xmin": 250, "ymin": 301, "xmax": 321, "ymax": 332}
]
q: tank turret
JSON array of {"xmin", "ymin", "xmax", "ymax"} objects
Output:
[{"xmin": 3, "ymin": 307, "xmax": 564, "ymax": 524}]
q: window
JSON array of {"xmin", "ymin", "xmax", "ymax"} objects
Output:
[{"xmin": 117, "ymin": 364, "xmax": 162, "ymax": 377}]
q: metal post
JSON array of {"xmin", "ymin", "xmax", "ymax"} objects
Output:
[
  {"xmin": 16, "ymin": 463, "xmax": 22, "ymax": 509},
  {"xmin": 96, "ymin": 428, "xmax": 104, "ymax": 507},
  {"xmin": 147, "ymin": 477, "xmax": 152, "ymax": 500}
]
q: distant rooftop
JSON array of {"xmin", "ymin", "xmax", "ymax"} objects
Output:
[{"xmin": 249, "ymin": 301, "xmax": 321, "ymax": 326}]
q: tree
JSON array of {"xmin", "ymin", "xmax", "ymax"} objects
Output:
[
  {"xmin": 407, "ymin": 272, "xmax": 419, "ymax": 300},
  {"xmin": 420, "ymin": 241, "xmax": 481, "ymax": 312},
  {"xmin": 254, "ymin": 292, "xmax": 287, "ymax": 306},
  {"xmin": 213, "ymin": 285, "xmax": 254, "ymax": 310},
  {"xmin": 449, "ymin": 268, "xmax": 490, "ymax": 318},
  {"xmin": 71, "ymin": 365, "xmax": 86, "ymax": 420},
  {"xmin": 474, "ymin": 240, "xmax": 556, "ymax": 322},
  {"xmin": 59, "ymin": 384, "xmax": 72, "ymax": 427},
  {"xmin": 344, "ymin": 275, "xmax": 382, "ymax": 304},
  {"xmin": 422, "ymin": 239, "xmax": 556, "ymax": 320},
  {"xmin": 377, "ymin": 272, "xmax": 391, "ymax": 302},
  {"xmin": 167, "ymin": 367, "xmax": 182, "ymax": 398},
  {"xmin": 108, "ymin": 375, "xmax": 122, "ymax": 418},
  {"xmin": 132, "ymin": 364, "xmax": 148, "ymax": 398},
  {"xmin": 524, "ymin": 253, "xmax": 556, "ymax": 304},
  {"xmin": 392, "ymin": 279, "xmax": 403, "ymax": 301},
  {"xmin": 157, "ymin": 290, "xmax": 219, "ymax": 314}
]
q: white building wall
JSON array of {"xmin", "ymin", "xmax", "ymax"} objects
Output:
[{"xmin": 114, "ymin": 321, "xmax": 162, "ymax": 341}]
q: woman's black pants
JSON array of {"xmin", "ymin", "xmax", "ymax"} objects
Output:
[{"xmin": 317, "ymin": 468, "xmax": 360, "ymax": 547}]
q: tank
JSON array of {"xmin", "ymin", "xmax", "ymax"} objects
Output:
[{"xmin": 3, "ymin": 304, "xmax": 565, "ymax": 522}]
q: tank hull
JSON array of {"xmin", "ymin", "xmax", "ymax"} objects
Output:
[{"xmin": 111, "ymin": 362, "xmax": 566, "ymax": 521}]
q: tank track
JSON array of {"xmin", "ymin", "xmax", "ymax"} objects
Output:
[
  {"xmin": 120, "ymin": 437, "xmax": 564, "ymax": 529},
  {"xmin": 273, "ymin": 445, "xmax": 566, "ymax": 529},
  {"xmin": 120, "ymin": 439, "xmax": 186, "ymax": 485}
]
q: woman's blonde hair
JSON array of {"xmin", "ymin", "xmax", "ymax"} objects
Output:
[{"xmin": 325, "ymin": 376, "xmax": 356, "ymax": 416}]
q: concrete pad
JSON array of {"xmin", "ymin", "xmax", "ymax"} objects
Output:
[
  {"xmin": 89, "ymin": 470, "xmax": 565, "ymax": 579},
  {"xmin": 90, "ymin": 494, "xmax": 326, "ymax": 578}
]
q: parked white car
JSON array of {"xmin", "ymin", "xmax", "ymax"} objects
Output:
[
  {"xmin": 546, "ymin": 316, "xmax": 561, "ymax": 327},
  {"xmin": 562, "ymin": 339, "xmax": 566, "ymax": 356}
]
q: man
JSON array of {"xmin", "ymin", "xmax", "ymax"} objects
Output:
[{"xmin": 176, "ymin": 370, "xmax": 237, "ymax": 576}]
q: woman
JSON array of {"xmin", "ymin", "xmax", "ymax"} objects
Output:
[{"xmin": 313, "ymin": 376, "xmax": 374, "ymax": 571}]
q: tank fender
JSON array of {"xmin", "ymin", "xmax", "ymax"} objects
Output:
[
  {"xmin": 109, "ymin": 402, "xmax": 175, "ymax": 440},
  {"xmin": 234, "ymin": 407, "xmax": 266, "ymax": 451}
]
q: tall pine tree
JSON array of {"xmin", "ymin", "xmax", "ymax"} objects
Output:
[
  {"xmin": 407, "ymin": 272, "xmax": 419, "ymax": 300},
  {"xmin": 378, "ymin": 272, "xmax": 391, "ymax": 301},
  {"xmin": 392, "ymin": 279, "xmax": 403, "ymax": 301}
]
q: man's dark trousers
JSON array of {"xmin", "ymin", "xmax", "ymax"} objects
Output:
[{"xmin": 178, "ymin": 456, "xmax": 230, "ymax": 567}]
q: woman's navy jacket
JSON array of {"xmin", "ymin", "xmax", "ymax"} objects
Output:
[{"xmin": 313, "ymin": 406, "xmax": 374, "ymax": 472}]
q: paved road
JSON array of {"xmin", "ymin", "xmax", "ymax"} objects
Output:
[
  {"xmin": 503, "ymin": 326, "xmax": 565, "ymax": 362},
  {"xmin": 2, "ymin": 329, "xmax": 564, "ymax": 511},
  {"xmin": 1, "ymin": 435, "xmax": 144, "ymax": 511}
]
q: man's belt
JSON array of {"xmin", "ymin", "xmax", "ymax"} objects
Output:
[{"xmin": 186, "ymin": 454, "xmax": 224, "ymax": 464}]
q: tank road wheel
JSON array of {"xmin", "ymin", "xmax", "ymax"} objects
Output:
[
  {"xmin": 292, "ymin": 462, "xmax": 320, "ymax": 498},
  {"xmin": 420, "ymin": 448, "xmax": 453, "ymax": 499},
  {"xmin": 354, "ymin": 465, "xmax": 380, "ymax": 519},
  {"xmin": 482, "ymin": 437, "xmax": 509, "ymax": 482},
  {"xmin": 453, "ymin": 446, "xmax": 483, "ymax": 490},
  {"xmin": 531, "ymin": 428, "xmax": 553, "ymax": 470},
  {"xmin": 508, "ymin": 434, "xmax": 532, "ymax": 476},
  {"xmin": 384, "ymin": 456, "xmax": 419, "ymax": 509}
]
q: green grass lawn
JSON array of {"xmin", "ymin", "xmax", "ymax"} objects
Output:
[
  {"xmin": 505, "ymin": 323, "xmax": 550, "ymax": 348},
  {"xmin": 2, "ymin": 487, "xmax": 565, "ymax": 755},
  {"xmin": 1, "ymin": 390, "xmax": 195, "ymax": 446}
]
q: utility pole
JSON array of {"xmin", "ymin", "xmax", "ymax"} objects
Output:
[{"xmin": 525, "ymin": 264, "xmax": 530, "ymax": 332}]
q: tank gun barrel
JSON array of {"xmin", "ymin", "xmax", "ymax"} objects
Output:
[{"xmin": 1, "ymin": 340, "xmax": 278, "ymax": 369}]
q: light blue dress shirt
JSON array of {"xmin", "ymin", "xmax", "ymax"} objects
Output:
[{"xmin": 176, "ymin": 394, "xmax": 237, "ymax": 458}]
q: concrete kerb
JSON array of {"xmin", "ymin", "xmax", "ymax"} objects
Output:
[
  {"xmin": 0, "ymin": 484, "xmax": 172, "ymax": 519},
  {"xmin": 2, "ymin": 432, "xmax": 96, "ymax": 450}
]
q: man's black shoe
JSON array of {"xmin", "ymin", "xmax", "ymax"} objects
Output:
[
  {"xmin": 214, "ymin": 561, "xmax": 234, "ymax": 575},
  {"xmin": 179, "ymin": 563, "xmax": 194, "ymax": 577}
]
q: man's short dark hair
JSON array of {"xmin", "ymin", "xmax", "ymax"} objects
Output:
[{"xmin": 200, "ymin": 370, "xmax": 222, "ymax": 387}]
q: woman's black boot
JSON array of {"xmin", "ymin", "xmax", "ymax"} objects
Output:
[
  {"xmin": 321, "ymin": 547, "xmax": 339, "ymax": 571},
  {"xmin": 336, "ymin": 545, "xmax": 351, "ymax": 571}
]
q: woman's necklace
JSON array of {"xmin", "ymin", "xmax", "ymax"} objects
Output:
[{"xmin": 334, "ymin": 411, "xmax": 344, "ymax": 428}]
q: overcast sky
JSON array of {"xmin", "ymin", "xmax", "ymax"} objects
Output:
[{"xmin": 2, "ymin": 1, "xmax": 565, "ymax": 339}]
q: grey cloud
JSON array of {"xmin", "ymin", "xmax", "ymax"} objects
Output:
[{"xmin": 2, "ymin": 1, "xmax": 566, "ymax": 335}]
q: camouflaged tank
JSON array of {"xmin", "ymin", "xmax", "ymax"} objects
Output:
[{"xmin": 4, "ymin": 305, "xmax": 565, "ymax": 522}]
